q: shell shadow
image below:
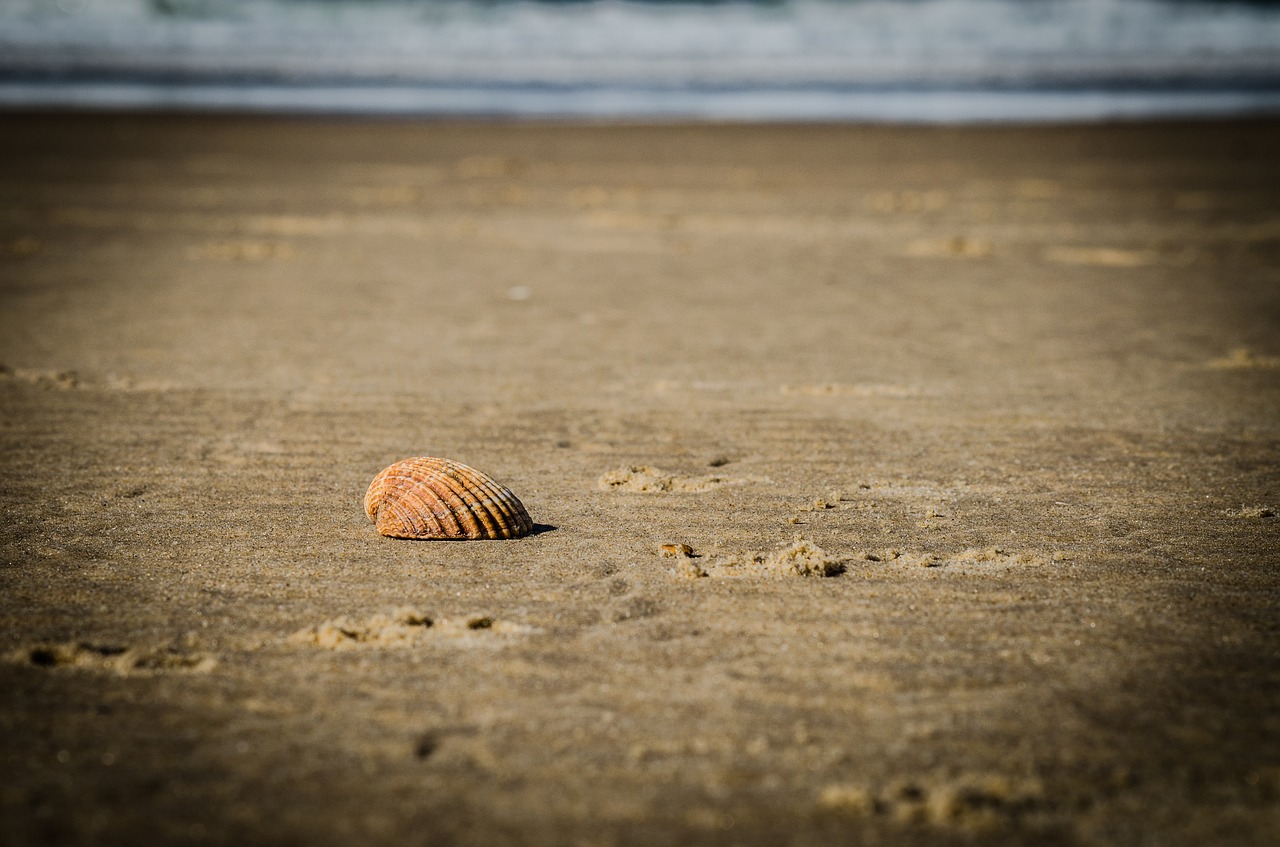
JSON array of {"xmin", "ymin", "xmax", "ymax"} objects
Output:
[{"xmin": 380, "ymin": 523, "xmax": 557, "ymax": 541}]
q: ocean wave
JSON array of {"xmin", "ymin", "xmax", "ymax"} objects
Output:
[{"xmin": 2, "ymin": 0, "xmax": 1279, "ymax": 118}]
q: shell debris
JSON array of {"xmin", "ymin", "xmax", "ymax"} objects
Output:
[{"xmin": 365, "ymin": 457, "xmax": 533, "ymax": 540}]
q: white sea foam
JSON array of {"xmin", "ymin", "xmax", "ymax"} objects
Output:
[{"xmin": 1, "ymin": 0, "xmax": 1278, "ymax": 120}]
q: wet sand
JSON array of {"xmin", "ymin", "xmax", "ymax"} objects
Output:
[{"xmin": 1, "ymin": 115, "xmax": 1278, "ymax": 845}]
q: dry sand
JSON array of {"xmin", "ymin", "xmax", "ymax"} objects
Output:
[{"xmin": 1, "ymin": 115, "xmax": 1277, "ymax": 846}]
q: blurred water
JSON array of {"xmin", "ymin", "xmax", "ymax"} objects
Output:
[{"xmin": 2, "ymin": 0, "xmax": 1279, "ymax": 120}]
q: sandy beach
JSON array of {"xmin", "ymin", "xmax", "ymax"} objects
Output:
[{"xmin": 1, "ymin": 115, "xmax": 1277, "ymax": 845}]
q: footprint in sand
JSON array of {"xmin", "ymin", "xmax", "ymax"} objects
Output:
[
  {"xmin": 1, "ymin": 236, "xmax": 41, "ymax": 257},
  {"xmin": 848, "ymin": 547, "xmax": 1066, "ymax": 571},
  {"xmin": 0, "ymin": 365, "xmax": 80, "ymax": 389},
  {"xmin": 8, "ymin": 641, "xmax": 216, "ymax": 675},
  {"xmin": 819, "ymin": 773, "xmax": 1046, "ymax": 830},
  {"xmin": 869, "ymin": 190, "xmax": 950, "ymax": 214},
  {"xmin": 1204, "ymin": 348, "xmax": 1280, "ymax": 370},
  {"xmin": 1045, "ymin": 245, "xmax": 1160, "ymax": 267},
  {"xmin": 1015, "ymin": 179, "xmax": 1063, "ymax": 199},
  {"xmin": 454, "ymin": 155, "xmax": 525, "ymax": 179},
  {"xmin": 1224, "ymin": 505, "xmax": 1276, "ymax": 519},
  {"xmin": 904, "ymin": 236, "xmax": 993, "ymax": 259},
  {"xmin": 289, "ymin": 608, "xmax": 534, "ymax": 650},
  {"xmin": 347, "ymin": 185, "xmax": 418, "ymax": 206},
  {"xmin": 781, "ymin": 382, "xmax": 922, "ymax": 399},
  {"xmin": 194, "ymin": 239, "xmax": 296, "ymax": 262}
]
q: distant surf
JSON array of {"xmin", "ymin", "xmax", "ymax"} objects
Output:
[{"xmin": 2, "ymin": 0, "xmax": 1279, "ymax": 121}]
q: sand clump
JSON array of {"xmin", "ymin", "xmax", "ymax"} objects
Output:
[
  {"xmin": 753, "ymin": 538, "xmax": 844, "ymax": 577},
  {"xmin": 677, "ymin": 538, "xmax": 843, "ymax": 579},
  {"xmin": 599, "ymin": 465, "xmax": 739, "ymax": 493}
]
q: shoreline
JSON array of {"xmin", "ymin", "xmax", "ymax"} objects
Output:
[{"xmin": 2, "ymin": 83, "xmax": 1280, "ymax": 123}]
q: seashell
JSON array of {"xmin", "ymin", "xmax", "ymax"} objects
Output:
[{"xmin": 364, "ymin": 457, "xmax": 533, "ymax": 540}]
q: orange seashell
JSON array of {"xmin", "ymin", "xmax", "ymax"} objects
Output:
[{"xmin": 364, "ymin": 457, "xmax": 533, "ymax": 540}]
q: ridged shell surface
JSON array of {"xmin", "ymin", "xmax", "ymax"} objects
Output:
[{"xmin": 364, "ymin": 457, "xmax": 533, "ymax": 540}]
